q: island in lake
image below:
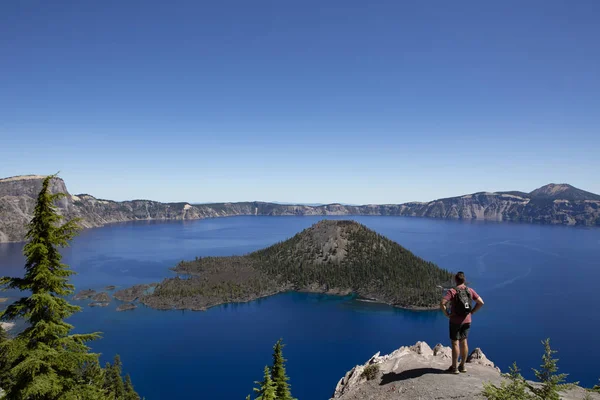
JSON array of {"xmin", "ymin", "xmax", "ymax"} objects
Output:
[{"xmin": 120, "ymin": 220, "xmax": 453, "ymax": 311}]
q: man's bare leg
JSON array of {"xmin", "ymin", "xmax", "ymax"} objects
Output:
[
  {"xmin": 459, "ymin": 338, "xmax": 468, "ymax": 369},
  {"xmin": 451, "ymin": 340, "xmax": 459, "ymax": 369}
]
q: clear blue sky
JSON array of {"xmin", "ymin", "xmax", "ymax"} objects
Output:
[{"xmin": 1, "ymin": 1, "xmax": 599, "ymax": 204}]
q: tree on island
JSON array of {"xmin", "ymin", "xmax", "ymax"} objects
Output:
[
  {"xmin": 0, "ymin": 174, "xmax": 139, "ymax": 399},
  {"xmin": 271, "ymin": 339, "xmax": 294, "ymax": 400}
]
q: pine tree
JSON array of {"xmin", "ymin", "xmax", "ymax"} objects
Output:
[
  {"xmin": 526, "ymin": 339, "xmax": 575, "ymax": 400},
  {"xmin": 124, "ymin": 374, "xmax": 140, "ymax": 400},
  {"xmin": 253, "ymin": 366, "xmax": 276, "ymax": 400},
  {"xmin": 0, "ymin": 324, "xmax": 7, "ymax": 343},
  {"xmin": 81, "ymin": 359, "xmax": 106, "ymax": 391},
  {"xmin": 105, "ymin": 355, "xmax": 126, "ymax": 399},
  {"xmin": 0, "ymin": 175, "xmax": 106, "ymax": 399},
  {"xmin": 482, "ymin": 362, "xmax": 533, "ymax": 400},
  {"xmin": 271, "ymin": 339, "xmax": 294, "ymax": 400},
  {"xmin": 0, "ymin": 325, "xmax": 11, "ymax": 391}
]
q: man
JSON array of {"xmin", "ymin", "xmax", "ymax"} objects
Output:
[{"xmin": 440, "ymin": 271, "xmax": 484, "ymax": 374}]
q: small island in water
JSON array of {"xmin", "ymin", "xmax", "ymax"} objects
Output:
[{"xmin": 122, "ymin": 220, "xmax": 453, "ymax": 311}]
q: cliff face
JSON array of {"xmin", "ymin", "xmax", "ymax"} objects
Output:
[
  {"xmin": 1, "ymin": 176, "xmax": 599, "ymax": 243},
  {"xmin": 0, "ymin": 176, "xmax": 215, "ymax": 242},
  {"xmin": 0, "ymin": 176, "xmax": 76, "ymax": 242}
]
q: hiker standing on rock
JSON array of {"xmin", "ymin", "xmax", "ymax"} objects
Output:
[{"xmin": 440, "ymin": 271, "xmax": 484, "ymax": 374}]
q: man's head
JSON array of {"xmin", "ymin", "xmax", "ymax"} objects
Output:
[{"xmin": 455, "ymin": 271, "xmax": 466, "ymax": 286}]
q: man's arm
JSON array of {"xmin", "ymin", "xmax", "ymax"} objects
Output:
[
  {"xmin": 471, "ymin": 296, "xmax": 484, "ymax": 315},
  {"xmin": 440, "ymin": 299, "xmax": 450, "ymax": 318}
]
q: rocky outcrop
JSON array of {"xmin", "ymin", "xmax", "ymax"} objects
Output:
[
  {"xmin": 73, "ymin": 289, "xmax": 96, "ymax": 300},
  {"xmin": 0, "ymin": 322, "xmax": 15, "ymax": 332},
  {"xmin": 331, "ymin": 341, "xmax": 599, "ymax": 400},
  {"xmin": 0, "ymin": 175, "xmax": 75, "ymax": 242},
  {"xmin": 116, "ymin": 303, "xmax": 137, "ymax": 312},
  {"xmin": 88, "ymin": 292, "xmax": 111, "ymax": 307},
  {"xmin": 91, "ymin": 292, "xmax": 111, "ymax": 302},
  {"xmin": 1, "ymin": 176, "xmax": 599, "ymax": 243},
  {"xmin": 114, "ymin": 284, "xmax": 156, "ymax": 302}
]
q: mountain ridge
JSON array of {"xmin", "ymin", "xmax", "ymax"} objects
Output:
[{"xmin": 1, "ymin": 175, "xmax": 599, "ymax": 242}]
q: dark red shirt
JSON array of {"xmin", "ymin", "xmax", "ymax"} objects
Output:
[{"xmin": 443, "ymin": 285, "xmax": 479, "ymax": 325}]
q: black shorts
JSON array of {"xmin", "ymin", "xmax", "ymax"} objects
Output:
[{"xmin": 449, "ymin": 323, "xmax": 471, "ymax": 341}]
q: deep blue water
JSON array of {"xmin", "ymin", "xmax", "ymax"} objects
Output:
[{"xmin": 1, "ymin": 216, "xmax": 600, "ymax": 399}]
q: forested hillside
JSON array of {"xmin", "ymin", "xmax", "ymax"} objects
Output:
[{"xmin": 142, "ymin": 220, "xmax": 453, "ymax": 310}]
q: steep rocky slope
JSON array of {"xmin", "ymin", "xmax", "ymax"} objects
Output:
[
  {"xmin": 331, "ymin": 341, "xmax": 599, "ymax": 400},
  {"xmin": 1, "ymin": 175, "xmax": 599, "ymax": 242}
]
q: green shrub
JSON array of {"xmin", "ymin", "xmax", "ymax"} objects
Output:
[
  {"xmin": 482, "ymin": 339, "xmax": 575, "ymax": 400},
  {"xmin": 361, "ymin": 364, "xmax": 380, "ymax": 381},
  {"xmin": 527, "ymin": 339, "xmax": 575, "ymax": 400},
  {"xmin": 482, "ymin": 363, "xmax": 533, "ymax": 400}
]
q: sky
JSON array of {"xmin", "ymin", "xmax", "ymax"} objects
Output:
[{"xmin": 1, "ymin": 1, "xmax": 599, "ymax": 204}]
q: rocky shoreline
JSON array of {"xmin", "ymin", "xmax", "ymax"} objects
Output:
[
  {"xmin": 116, "ymin": 303, "xmax": 137, "ymax": 312},
  {"xmin": 73, "ymin": 289, "xmax": 96, "ymax": 300},
  {"xmin": 127, "ymin": 284, "xmax": 440, "ymax": 313},
  {"xmin": 114, "ymin": 284, "xmax": 157, "ymax": 302},
  {"xmin": 67, "ymin": 283, "xmax": 443, "ymax": 314}
]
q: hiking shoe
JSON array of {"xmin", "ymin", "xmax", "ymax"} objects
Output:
[
  {"xmin": 458, "ymin": 365, "xmax": 467, "ymax": 373},
  {"xmin": 446, "ymin": 366, "xmax": 459, "ymax": 374}
]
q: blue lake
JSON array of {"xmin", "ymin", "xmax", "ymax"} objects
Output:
[{"xmin": 1, "ymin": 216, "xmax": 600, "ymax": 399}]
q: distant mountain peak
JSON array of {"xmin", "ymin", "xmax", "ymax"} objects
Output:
[
  {"xmin": 531, "ymin": 183, "xmax": 573, "ymax": 194},
  {"xmin": 529, "ymin": 183, "xmax": 600, "ymax": 201}
]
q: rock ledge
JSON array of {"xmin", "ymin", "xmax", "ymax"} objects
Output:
[{"xmin": 331, "ymin": 341, "xmax": 598, "ymax": 400}]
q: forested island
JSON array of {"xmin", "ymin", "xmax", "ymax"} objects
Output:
[{"xmin": 129, "ymin": 220, "xmax": 452, "ymax": 311}]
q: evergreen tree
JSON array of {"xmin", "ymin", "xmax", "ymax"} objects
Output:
[
  {"xmin": 81, "ymin": 359, "xmax": 106, "ymax": 391},
  {"xmin": 105, "ymin": 355, "xmax": 126, "ymax": 399},
  {"xmin": 124, "ymin": 374, "xmax": 140, "ymax": 400},
  {"xmin": 0, "ymin": 175, "xmax": 106, "ymax": 399},
  {"xmin": 482, "ymin": 362, "xmax": 533, "ymax": 400},
  {"xmin": 526, "ymin": 339, "xmax": 575, "ymax": 400},
  {"xmin": 271, "ymin": 339, "xmax": 294, "ymax": 400},
  {"xmin": 253, "ymin": 366, "xmax": 276, "ymax": 400},
  {"xmin": 0, "ymin": 325, "xmax": 11, "ymax": 391},
  {"xmin": 0, "ymin": 324, "xmax": 7, "ymax": 343}
]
